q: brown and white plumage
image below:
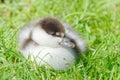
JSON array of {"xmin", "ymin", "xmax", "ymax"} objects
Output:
[{"xmin": 18, "ymin": 17, "xmax": 87, "ymax": 70}]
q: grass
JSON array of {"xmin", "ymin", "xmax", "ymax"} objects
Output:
[{"xmin": 0, "ymin": 0, "xmax": 120, "ymax": 80}]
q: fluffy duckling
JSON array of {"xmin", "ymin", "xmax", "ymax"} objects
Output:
[{"xmin": 18, "ymin": 17, "xmax": 87, "ymax": 70}]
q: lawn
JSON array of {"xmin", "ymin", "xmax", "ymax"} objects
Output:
[{"xmin": 0, "ymin": 0, "xmax": 120, "ymax": 80}]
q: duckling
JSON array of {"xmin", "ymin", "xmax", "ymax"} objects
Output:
[{"xmin": 18, "ymin": 17, "xmax": 87, "ymax": 70}]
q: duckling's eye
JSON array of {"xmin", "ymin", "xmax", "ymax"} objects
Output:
[
  {"xmin": 51, "ymin": 32, "xmax": 61, "ymax": 37},
  {"xmin": 51, "ymin": 32, "xmax": 56, "ymax": 36}
]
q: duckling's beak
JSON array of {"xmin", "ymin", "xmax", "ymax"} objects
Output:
[{"xmin": 59, "ymin": 38, "xmax": 75, "ymax": 48}]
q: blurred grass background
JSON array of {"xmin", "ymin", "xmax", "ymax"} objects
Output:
[{"xmin": 0, "ymin": 0, "xmax": 120, "ymax": 80}]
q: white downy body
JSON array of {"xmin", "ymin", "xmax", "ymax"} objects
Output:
[
  {"xmin": 20, "ymin": 41, "xmax": 77, "ymax": 70},
  {"xmin": 18, "ymin": 18, "xmax": 86, "ymax": 70}
]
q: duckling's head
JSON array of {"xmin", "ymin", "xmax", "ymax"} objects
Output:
[
  {"xmin": 31, "ymin": 17, "xmax": 75, "ymax": 48},
  {"xmin": 40, "ymin": 17, "xmax": 65, "ymax": 37}
]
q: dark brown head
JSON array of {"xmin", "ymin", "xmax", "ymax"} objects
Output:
[{"xmin": 37, "ymin": 17, "xmax": 65, "ymax": 37}]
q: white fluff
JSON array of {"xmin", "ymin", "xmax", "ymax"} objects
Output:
[
  {"xmin": 18, "ymin": 18, "xmax": 87, "ymax": 70},
  {"xmin": 20, "ymin": 41, "xmax": 77, "ymax": 70}
]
